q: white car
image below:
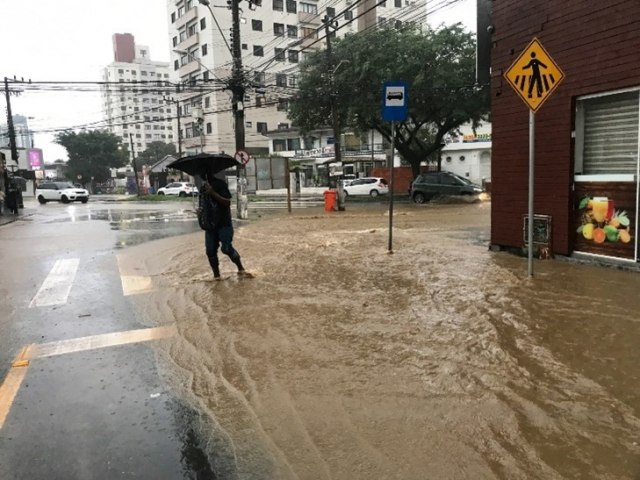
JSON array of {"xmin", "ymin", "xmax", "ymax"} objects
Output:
[
  {"xmin": 343, "ymin": 177, "xmax": 389, "ymax": 197},
  {"xmin": 156, "ymin": 182, "xmax": 199, "ymax": 197},
  {"xmin": 36, "ymin": 182, "xmax": 89, "ymax": 204}
]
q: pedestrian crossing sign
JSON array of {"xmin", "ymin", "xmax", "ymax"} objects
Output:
[{"xmin": 504, "ymin": 38, "xmax": 564, "ymax": 112}]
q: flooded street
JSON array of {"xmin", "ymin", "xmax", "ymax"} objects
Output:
[{"xmin": 122, "ymin": 201, "xmax": 640, "ymax": 479}]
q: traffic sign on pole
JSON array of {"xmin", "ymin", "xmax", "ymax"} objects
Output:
[
  {"xmin": 382, "ymin": 81, "xmax": 408, "ymax": 122},
  {"xmin": 504, "ymin": 38, "xmax": 565, "ymax": 277},
  {"xmin": 234, "ymin": 150, "xmax": 250, "ymax": 165},
  {"xmin": 504, "ymin": 38, "xmax": 564, "ymax": 112}
]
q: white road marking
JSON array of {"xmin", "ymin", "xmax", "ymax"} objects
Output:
[{"xmin": 29, "ymin": 259, "xmax": 80, "ymax": 308}]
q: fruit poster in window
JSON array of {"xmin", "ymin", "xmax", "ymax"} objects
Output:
[{"xmin": 574, "ymin": 184, "xmax": 636, "ymax": 259}]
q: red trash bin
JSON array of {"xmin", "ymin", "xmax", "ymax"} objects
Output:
[{"xmin": 324, "ymin": 189, "xmax": 337, "ymax": 212}]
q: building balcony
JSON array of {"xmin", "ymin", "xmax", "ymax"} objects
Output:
[
  {"xmin": 176, "ymin": 32, "xmax": 199, "ymax": 53},
  {"xmin": 174, "ymin": 6, "xmax": 198, "ymax": 29},
  {"xmin": 298, "ymin": 12, "xmax": 322, "ymax": 25},
  {"xmin": 178, "ymin": 60, "xmax": 201, "ymax": 77}
]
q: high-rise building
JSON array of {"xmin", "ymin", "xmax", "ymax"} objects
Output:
[
  {"xmin": 101, "ymin": 34, "xmax": 176, "ymax": 155},
  {"xmin": 0, "ymin": 115, "xmax": 34, "ymax": 150},
  {"xmin": 166, "ymin": 0, "xmax": 426, "ymax": 156}
]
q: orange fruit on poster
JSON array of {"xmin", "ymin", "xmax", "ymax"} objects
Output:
[{"xmin": 592, "ymin": 228, "xmax": 606, "ymax": 244}]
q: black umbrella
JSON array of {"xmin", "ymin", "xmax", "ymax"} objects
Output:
[{"xmin": 166, "ymin": 153, "xmax": 240, "ymax": 178}]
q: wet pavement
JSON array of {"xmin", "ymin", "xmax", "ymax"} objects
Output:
[
  {"xmin": 0, "ymin": 199, "xmax": 214, "ymax": 479},
  {"xmin": 2, "ymin": 197, "xmax": 640, "ymax": 479}
]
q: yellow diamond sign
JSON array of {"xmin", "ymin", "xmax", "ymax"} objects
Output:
[{"xmin": 504, "ymin": 38, "xmax": 565, "ymax": 112}]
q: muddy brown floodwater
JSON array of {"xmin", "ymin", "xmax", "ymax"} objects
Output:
[{"xmin": 123, "ymin": 201, "xmax": 640, "ymax": 480}]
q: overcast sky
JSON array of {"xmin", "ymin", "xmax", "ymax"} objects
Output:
[{"xmin": 0, "ymin": 0, "xmax": 474, "ymax": 162}]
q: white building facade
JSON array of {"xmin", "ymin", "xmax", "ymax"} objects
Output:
[
  {"xmin": 101, "ymin": 34, "xmax": 176, "ymax": 154},
  {"xmin": 165, "ymin": 0, "xmax": 426, "ymax": 156}
]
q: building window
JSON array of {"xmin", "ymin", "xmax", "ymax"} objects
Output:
[
  {"xmin": 246, "ymin": 121, "xmax": 253, "ymax": 128},
  {"xmin": 252, "ymin": 19, "xmax": 263, "ymax": 31},
  {"xmin": 276, "ymin": 74, "xmax": 287, "ymax": 87},
  {"xmin": 273, "ymin": 0, "xmax": 283, "ymax": 11},
  {"xmin": 200, "ymin": 17, "xmax": 206, "ymax": 29},
  {"xmin": 206, "ymin": 123, "xmax": 212, "ymax": 134},
  {"xmin": 205, "ymin": 96, "xmax": 210, "ymax": 108},
  {"xmin": 256, "ymin": 97, "xmax": 264, "ymax": 107},
  {"xmin": 288, "ymin": 75, "xmax": 297, "ymax": 87},
  {"xmin": 202, "ymin": 44, "xmax": 208, "ymax": 56},
  {"xmin": 254, "ymin": 72, "xmax": 266, "ymax": 85},
  {"xmin": 287, "ymin": 25, "xmax": 297, "ymax": 38},
  {"xmin": 300, "ymin": 2, "xmax": 317, "ymax": 13},
  {"xmin": 257, "ymin": 122, "xmax": 268, "ymax": 134},
  {"xmin": 275, "ymin": 48, "xmax": 285, "ymax": 61},
  {"xmin": 273, "ymin": 139, "xmax": 287, "ymax": 151},
  {"xmin": 171, "ymin": 12, "xmax": 176, "ymax": 23},
  {"xmin": 173, "ymin": 36, "xmax": 178, "ymax": 47},
  {"xmin": 242, "ymin": 43, "xmax": 248, "ymax": 50},
  {"xmin": 301, "ymin": 27, "xmax": 317, "ymax": 39},
  {"xmin": 286, "ymin": 0, "xmax": 296, "ymax": 12},
  {"xmin": 253, "ymin": 45, "xmax": 264, "ymax": 56},
  {"xmin": 288, "ymin": 50, "xmax": 299, "ymax": 63},
  {"xmin": 203, "ymin": 71, "xmax": 209, "ymax": 81},
  {"xmin": 575, "ymin": 90, "xmax": 640, "ymax": 175},
  {"xmin": 327, "ymin": 6, "xmax": 335, "ymax": 17},
  {"xmin": 344, "ymin": 10, "xmax": 353, "ymax": 20},
  {"xmin": 274, "ymin": 23, "xmax": 284, "ymax": 36},
  {"xmin": 188, "ymin": 22, "xmax": 197, "ymax": 37},
  {"xmin": 395, "ymin": 0, "xmax": 401, "ymax": 6},
  {"xmin": 277, "ymin": 99, "xmax": 289, "ymax": 111}
]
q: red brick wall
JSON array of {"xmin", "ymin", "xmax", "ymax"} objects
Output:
[{"xmin": 491, "ymin": 0, "xmax": 640, "ymax": 255}]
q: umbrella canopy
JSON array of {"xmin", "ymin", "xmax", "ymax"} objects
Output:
[{"xmin": 166, "ymin": 153, "xmax": 240, "ymax": 178}]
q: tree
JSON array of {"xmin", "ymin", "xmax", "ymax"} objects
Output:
[
  {"xmin": 54, "ymin": 130, "xmax": 128, "ymax": 183},
  {"xmin": 136, "ymin": 141, "xmax": 177, "ymax": 165},
  {"xmin": 288, "ymin": 24, "xmax": 490, "ymax": 178}
]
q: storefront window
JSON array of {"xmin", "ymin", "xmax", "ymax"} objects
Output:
[{"xmin": 575, "ymin": 89, "xmax": 639, "ymax": 175}]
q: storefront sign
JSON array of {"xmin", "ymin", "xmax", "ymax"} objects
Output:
[{"xmin": 27, "ymin": 148, "xmax": 43, "ymax": 169}]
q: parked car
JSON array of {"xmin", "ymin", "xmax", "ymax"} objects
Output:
[
  {"xmin": 156, "ymin": 182, "xmax": 199, "ymax": 197},
  {"xmin": 409, "ymin": 171, "xmax": 484, "ymax": 204},
  {"xmin": 343, "ymin": 177, "xmax": 389, "ymax": 197},
  {"xmin": 36, "ymin": 182, "xmax": 90, "ymax": 204}
]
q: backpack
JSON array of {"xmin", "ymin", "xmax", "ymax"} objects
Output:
[{"xmin": 197, "ymin": 188, "xmax": 221, "ymax": 231}]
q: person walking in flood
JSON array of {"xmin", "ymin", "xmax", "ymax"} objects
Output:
[
  {"xmin": 523, "ymin": 51, "xmax": 547, "ymax": 99},
  {"xmin": 198, "ymin": 168, "xmax": 247, "ymax": 280}
]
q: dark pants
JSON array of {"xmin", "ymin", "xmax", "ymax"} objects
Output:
[{"xmin": 205, "ymin": 226, "xmax": 241, "ymax": 273}]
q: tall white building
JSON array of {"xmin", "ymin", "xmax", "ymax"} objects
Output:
[
  {"xmin": 166, "ymin": 0, "xmax": 426, "ymax": 156},
  {"xmin": 101, "ymin": 34, "xmax": 176, "ymax": 155}
]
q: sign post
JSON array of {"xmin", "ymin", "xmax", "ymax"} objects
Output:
[
  {"xmin": 382, "ymin": 81, "xmax": 408, "ymax": 253},
  {"xmin": 504, "ymin": 38, "xmax": 564, "ymax": 276}
]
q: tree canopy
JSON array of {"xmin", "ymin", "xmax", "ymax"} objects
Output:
[
  {"xmin": 136, "ymin": 141, "xmax": 177, "ymax": 165},
  {"xmin": 54, "ymin": 130, "xmax": 128, "ymax": 183},
  {"xmin": 288, "ymin": 24, "xmax": 490, "ymax": 178}
]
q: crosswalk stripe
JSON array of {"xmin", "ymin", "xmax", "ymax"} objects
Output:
[{"xmin": 29, "ymin": 259, "xmax": 80, "ymax": 308}]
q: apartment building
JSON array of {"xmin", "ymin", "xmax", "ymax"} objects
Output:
[
  {"xmin": 166, "ymin": 0, "xmax": 426, "ymax": 156},
  {"xmin": 101, "ymin": 33, "xmax": 176, "ymax": 154}
]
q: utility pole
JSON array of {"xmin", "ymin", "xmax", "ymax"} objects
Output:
[
  {"xmin": 129, "ymin": 133, "xmax": 140, "ymax": 196},
  {"xmin": 230, "ymin": 0, "xmax": 248, "ymax": 219},
  {"xmin": 3, "ymin": 78, "xmax": 18, "ymax": 164},
  {"xmin": 323, "ymin": 15, "xmax": 345, "ymax": 211}
]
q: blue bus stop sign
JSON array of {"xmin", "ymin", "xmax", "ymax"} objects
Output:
[{"xmin": 382, "ymin": 81, "xmax": 408, "ymax": 121}]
